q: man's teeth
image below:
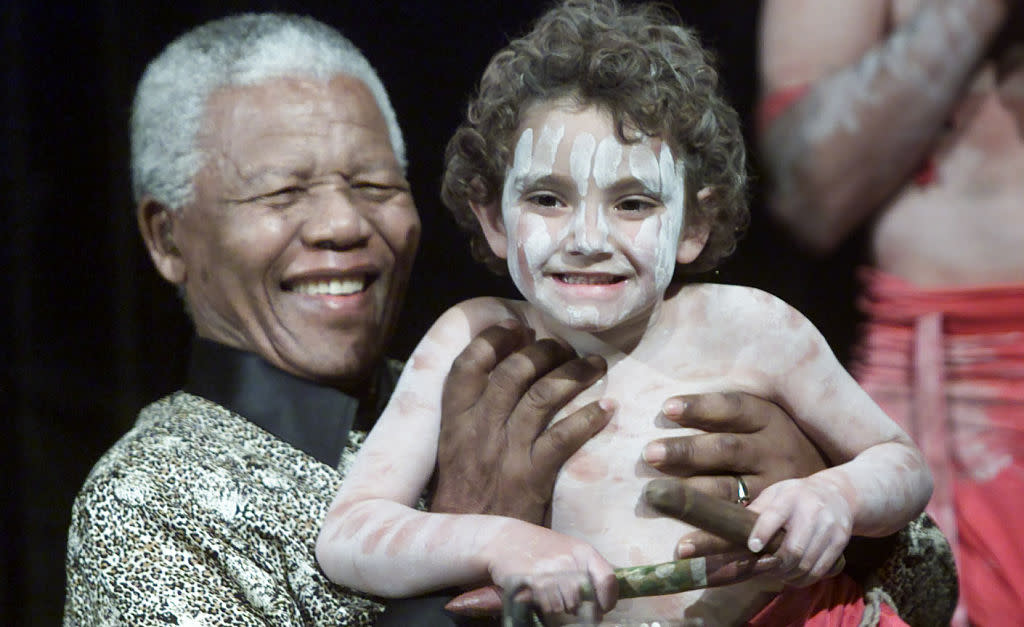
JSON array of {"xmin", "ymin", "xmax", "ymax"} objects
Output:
[
  {"xmin": 559, "ymin": 273, "xmax": 620, "ymax": 285},
  {"xmin": 292, "ymin": 277, "xmax": 365, "ymax": 296}
]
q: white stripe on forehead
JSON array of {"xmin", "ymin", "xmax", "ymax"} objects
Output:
[
  {"xmin": 511, "ymin": 128, "xmax": 534, "ymax": 176},
  {"xmin": 659, "ymin": 144, "xmax": 680, "ymax": 195},
  {"xmin": 502, "ymin": 128, "xmax": 535, "ymax": 218},
  {"xmin": 592, "ymin": 136, "xmax": 623, "ymax": 190},
  {"xmin": 628, "ymin": 144, "xmax": 661, "ymax": 193},
  {"xmin": 535, "ymin": 124, "xmax": 564, "ymax": 176},
  {"xmin": 569, "ymin": 132, "xmax": 597, "ymax": 197}
]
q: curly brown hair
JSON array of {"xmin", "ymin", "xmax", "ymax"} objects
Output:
[{"xmin": 441, "ymin": 0, "xmax": 748, "ymax": 275}]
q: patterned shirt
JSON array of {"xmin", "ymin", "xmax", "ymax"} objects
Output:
[{"xmin": 64, "ymin": 339, "xmax": 399, "ymax": 626}]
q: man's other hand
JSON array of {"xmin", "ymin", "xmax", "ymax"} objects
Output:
[{"xmin": 642, "ymin": 391, "xmax": 827, "ymax": 559}]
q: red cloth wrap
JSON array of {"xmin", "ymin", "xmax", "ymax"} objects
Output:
[
  {"xmin": 747, "ymin": 573, "xmax": 906, "ymax": 626},
  {"xmin": 851, "ymin": 268, "xmax": 1024, "ymax": 626}
]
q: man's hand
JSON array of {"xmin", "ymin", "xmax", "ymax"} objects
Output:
[
  {"xmin": 641, "ymin": 391, "xmax": 827, "ymax": 559},
  {"xmin": 431, "ymin": 321, "xmax": 613, "ymax": 523}
]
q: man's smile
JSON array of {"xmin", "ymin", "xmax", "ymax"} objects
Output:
[{"xmin": 286, "ymin": 275, "xmax": 369, "ymax": 296}]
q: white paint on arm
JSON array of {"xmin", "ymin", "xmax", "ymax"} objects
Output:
[
  {"xmin": 751, "ymin": 294, "xmax": 933, "ymax": 536},
  {"xmin": 805, "ymin": 1, "xmax": 981, "ymax": 140},
  {"xmin": 760, "ymin": 0, "xmax": 1009, "ymax": 252},
  {"xmin": 315, "ymin": 300, "xmax": 546, "ymax": 596}
]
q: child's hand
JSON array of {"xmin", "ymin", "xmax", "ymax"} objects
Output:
[
  {"xmin": 485, "ymin": 527, "xmax": 617, "ymax": 616},
  {"xmin": 746, "ymin": 476, "xmax": 853, "ymax": 587}
]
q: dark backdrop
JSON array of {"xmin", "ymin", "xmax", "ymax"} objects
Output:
[{"xmin": 1, "ymin": 2, "xmax": 865, "ymax": 624}]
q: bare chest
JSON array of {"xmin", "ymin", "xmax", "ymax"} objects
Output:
[
  {"xmin": 547, "ymin": 361, "xmax": 776, "ymax": 620},
  {"xmin": 549, "ymin": 358, "xmax": 742, "ymax": 561}
]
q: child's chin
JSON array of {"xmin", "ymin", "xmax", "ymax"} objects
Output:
[{"xmin": 551, "ymin": 314, "xmax": 613, "ymax": 333}]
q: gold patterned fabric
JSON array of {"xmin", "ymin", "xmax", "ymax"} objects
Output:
[{"xmin": 64, "ymin": 392, "xmax": 381, "ymax": 626}]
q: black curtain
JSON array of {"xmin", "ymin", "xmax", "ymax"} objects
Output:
[{"xmin": 2, "ymin": 2, "xmax": 862, "ymax": 624}]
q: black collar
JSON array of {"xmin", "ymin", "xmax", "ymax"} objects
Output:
[{"xmin": 182, "ymin": 336, "xmax": 395, "ymax": 468}]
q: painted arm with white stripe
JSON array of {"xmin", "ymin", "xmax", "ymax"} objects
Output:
[
  {"xmin": 315, "ymin": 301, "xmax": 618, "ymax": 616},
  {"xmin": 758, "ymin": 0, "xmax": 1011, "ymax": 253},
  {"xmin": 733, "ymin": 292, "xmax": 933, "ymax": 585}
]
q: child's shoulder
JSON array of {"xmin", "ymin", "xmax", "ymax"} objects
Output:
[
  {"xmin": 449, "ymin": 295, "xmax": 527, "ymax": 320},
  {"xmin": 670, "ymin": 283, "xmax": 812, "ymax": 334},
  {"xmin": 673, "ymin": 282, "xmax": 796, "ymax": 314},
  {"xmin": 429, "ymin": 296, "xmax": 530, "ymax": 336}
]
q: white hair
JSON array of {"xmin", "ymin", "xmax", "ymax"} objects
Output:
[{"xmin": 131, "ymin": 13, "xmax": 406, "ymax": 209}]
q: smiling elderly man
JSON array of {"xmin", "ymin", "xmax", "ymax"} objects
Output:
[{"xmin": 63, "ymin": 12, "xmax": 955, "ymax": 627}]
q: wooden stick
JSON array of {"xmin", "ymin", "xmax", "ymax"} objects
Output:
[
  {"xmin": 455, "ymin": 478, "xmax": 840, "ymax": 616},
  {"xmin": 643, "ymin": 478, "xmax": 784, "ymax": 552}
]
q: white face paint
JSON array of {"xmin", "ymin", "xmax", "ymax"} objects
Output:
[{"xmin": 499, "ymin": 101, "xmax": 689, "ymax": 346}]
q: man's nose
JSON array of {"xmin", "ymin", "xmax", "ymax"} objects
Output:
[{"xmin": 300, "ymin": 188, "xmax": 370, "ymax": 251}]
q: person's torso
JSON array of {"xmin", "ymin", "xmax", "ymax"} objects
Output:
[
  {"xmin": 509, "ymin": 285, "xmax": 811, "ymax": 623},
  {"xmin": 873, "ymin": 3, "xmax": 1024, "ymax": 286}
]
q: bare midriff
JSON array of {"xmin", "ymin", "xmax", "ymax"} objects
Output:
[{"xmin": 873, "ymin": 86, "xmax": 1024, "ymax": 287}]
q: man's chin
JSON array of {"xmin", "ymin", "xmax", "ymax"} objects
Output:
[{"xmin": 274, "ymin": 340, "xmax": 384, "ymax": 391}]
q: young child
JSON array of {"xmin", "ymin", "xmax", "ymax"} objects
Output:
[{"xmin": 316, "ymin": 1, "xmax": 932, "ymax": 623}]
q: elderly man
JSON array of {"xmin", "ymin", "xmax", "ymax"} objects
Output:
[{"xmin": 65, "ymin": 12, "xmax": 954, "ymax": 627}]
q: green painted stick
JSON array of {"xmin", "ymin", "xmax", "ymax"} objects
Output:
[
  {"xmin": 466, "ymin": 478, "xmax": 822, "ymax": 619},
  {"xmin": 609, "ymin": 479, "xmax": 785, "ymax": 598}
]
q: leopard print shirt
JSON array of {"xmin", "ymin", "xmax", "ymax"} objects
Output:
[{"xmin": 64, "ymin": 392, "xmax": 381, "ymax": 626}]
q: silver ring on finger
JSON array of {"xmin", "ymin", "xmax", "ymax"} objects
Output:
[{"xmin": 735, "ymin": 475, "xmax": 750, "ymax": 506}]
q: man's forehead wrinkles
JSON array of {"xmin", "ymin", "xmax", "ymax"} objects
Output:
[{"xmin": 236, "ymin": 163, "xmax": 309, "ymax": 185}]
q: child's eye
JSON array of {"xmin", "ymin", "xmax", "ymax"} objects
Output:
[
  {"xmin": 617, "ymin": 197, "xmax": 658, "ymax": 213},
  {"xmin": 525, "ymin": 192, "xmax": 563, "ymax": 208}
]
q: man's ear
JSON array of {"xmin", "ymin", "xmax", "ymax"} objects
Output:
[
  {"xmin": 469, "ymin": 200, "xmax": 509, "ymax": 259},
  {"xmin": 137, "ymin": 196, "xmax": 187, "ymax": 285},
  {"xmin": 677, "ymin": 186, "xmax": 713, "ymax": 264}
]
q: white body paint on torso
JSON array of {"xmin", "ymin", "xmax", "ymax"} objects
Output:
[
  {"xmin": 332, "ymin": 275, "xmax": 922, "ymax": 623},
  {"xmin": 514, "ymin": 285, "xmax": 828, "ymax": 623}
]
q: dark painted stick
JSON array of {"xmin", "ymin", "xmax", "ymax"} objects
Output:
[
  {"xmin": 643, "ymin": 478, "xmax": 784, "ymax": 552},
  {"xmin": 644, "ymin": 478, "xmax": 845, "ymax": 573}
]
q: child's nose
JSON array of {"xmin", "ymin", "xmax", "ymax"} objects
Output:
[{"xmin": 567, "ymin": 201, "xmax": 611, "ymax": 255}]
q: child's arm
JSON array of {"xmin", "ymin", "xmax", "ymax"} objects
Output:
[
  {"xmin": 315, "ymin": 300, "xmax": 616, "ymax": 613},
  {"xmin": 733, "ymin": 290, "xmax": 933, "ymax": 582}
]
